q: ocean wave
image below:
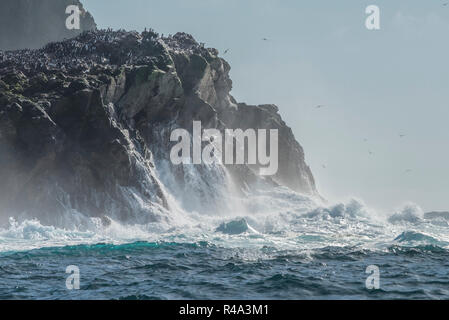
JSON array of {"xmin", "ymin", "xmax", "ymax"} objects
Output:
[
  {"xmin": 388, "ymin": 203, "xmax": 424, "ymax": 224},
  {"xmin": 387, "ymin": 244, "xmax": 449, "ymax": 255},
  {"xmin": 0, "ymin": 186, "xmax": 448, "ymax": 258},
  {"xmin": 394, "ymin": 231, "xmax": 439, "ymax": 243}
]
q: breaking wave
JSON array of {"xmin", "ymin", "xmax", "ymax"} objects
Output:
[
  {"xmin": 1, "ymin": 183, "xmax": 449, "ymax": 255},
  {"xmin": 2, "ymin": 169, "xmax": 449, "ymax": 299}
]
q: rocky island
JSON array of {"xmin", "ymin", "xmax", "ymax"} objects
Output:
[{"xmin": 0, "ymin": 6, "xmax": 317, "ymax": 226}]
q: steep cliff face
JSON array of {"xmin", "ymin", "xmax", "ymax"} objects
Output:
[
  {"xmin": 0, "ymin": 30, "xmax": 317, "ymax": 226},
  {"xmin": 0, "ymin": 0, "xmax": 96, "ymax": 51}
]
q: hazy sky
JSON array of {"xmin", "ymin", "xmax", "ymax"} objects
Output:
[{"xmin": 83, "ymin": 0, "xmax": 449, "ymax": 213}]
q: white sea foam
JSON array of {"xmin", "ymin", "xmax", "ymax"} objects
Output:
[
  {"xmin": 1, "ymin": 187, "xmax": 448, "ymax": 254},
  {"xmin": 1, "ymin": 158, "xmax": 448, "ymax": 254}
]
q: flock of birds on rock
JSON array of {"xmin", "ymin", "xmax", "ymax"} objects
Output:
[
  {"xmin": 4, "ymin": 3, "xmax": 446, "ymax": 176},
  {"xmin": 0, "ymin": 29, "xmax": 219, "ymax": 78}
]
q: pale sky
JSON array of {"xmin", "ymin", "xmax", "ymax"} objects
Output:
[{"xmin": 83, "ymin": 0, "xmax": 449, "ymax": 213}]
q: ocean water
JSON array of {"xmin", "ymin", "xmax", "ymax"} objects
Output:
[{"xmin": 1, "ymin": 186, "xmax": 449, "ymax": 300}]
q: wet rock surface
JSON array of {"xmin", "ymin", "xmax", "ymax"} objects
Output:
[{"xmin": 0, "ymin": 29, "xmax": 317, "ymax": 225}]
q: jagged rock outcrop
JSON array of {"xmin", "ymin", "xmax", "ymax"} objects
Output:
[
  {"xmin": 0, "ymin": 0, "xmax": 96, "ymax": 51},
  {"xmin": 0, "ymin": 29, "xmax": 317, "ymax": 225}
]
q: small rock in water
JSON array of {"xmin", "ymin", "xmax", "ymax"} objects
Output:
[
  {"xmin": 424, "ymin": 211, "xmax": 449, "ymax": 220},
  {"xmin": 216, "ymin": 218, "xmax": 249, "ymax": 235}
]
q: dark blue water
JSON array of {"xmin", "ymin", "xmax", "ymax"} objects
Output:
[{"xmin": 1, "ymin": 241, "xmax": 448, "ymax": 299}]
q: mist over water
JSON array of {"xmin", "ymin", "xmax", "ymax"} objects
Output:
[
  {"xmin": 1, "ymin": 0, "xmax": 448, "ymax": 300},
  {"xmin": 1, "ymin": 161, "xmax": 449, "ymax": 299}
]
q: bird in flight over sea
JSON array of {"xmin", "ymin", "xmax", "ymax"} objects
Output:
[
  {"xmin": 404, "ymin": 169, "xmax": 412, "ymax": 174},
  {"xmin": 262, "ymin": 38, "xmax": 269, "ymax": 41},
  {"xmin": 315, "ymin": 105, "xmax": 325, "ymax": 109},
  {"xmin": 443, "ymin": 3, "xmax": 448, "ymax": 6},
  {"xmin": 322, "ymin": 164, "xmax": 326, "ymax": 169},
  {"xmin": 223, "ymin": 49, "xmax": 230, "ymax": 54},
  {"xmin": 369, "ymin": 151, "xmax": 374, "ymax": 155},
  {"xmin": 399, "ymin": 134, "xmax": 406, "ymax": 138}
]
